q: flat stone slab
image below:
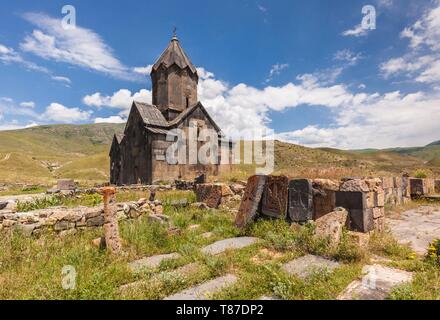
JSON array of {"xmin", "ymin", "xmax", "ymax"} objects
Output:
[
  {"xmin": 338, "ymin": 264, "xmax": 413, "ymax": 300},
  {"xmin": 282, "ymin": 255, "xmax": 340, "ymax": 279},
  {"xmin": 201, "ymin": 237, "xmax": 260, "ymax": 255},
  {"xmin": 128, "ymin": 252, "xmax": 181, "ymax": 272},
  {"xmin": 164, "ymin": 274, "xmax": 238, "ymax": 300},
  {"xmin": 120, "ymin": 263, "xmax": 201, "ymax": 294},
  {"xmin": 387, "ymin": 206, "xmax": 440, "ymax": 254}
]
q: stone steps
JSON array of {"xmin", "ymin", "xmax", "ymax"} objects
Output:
[
  {"xmin": 201, "ymin": 237, "xmax": 260, "ymax": 255},
  {"xmin": 282, "ymin": 254, "xmax": 340, "ymax": 279},
  {"xmin": 164, "ymin": 274, "xmax": 238, "ymax": 300},
  {"xmin": 128, "ymin": 252, "xmax": 181, "ymax": 273},
  {"xmin": 338, "ymin": 264, "xmax": 413, "ymax": 300}
]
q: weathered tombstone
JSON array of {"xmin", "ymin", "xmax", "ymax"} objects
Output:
[
  {"xmin": 288, "ymin": 179, "xmax": 313, "ymax": 223},
  {"xmin": 235, "ymin": 175, "xmax": 267, "ymax": 228},
  {"xmin": 335, "ymin": 191, "xmax": 373, "ymax": 232},
  {"xmin": 194, "ymin": 174, "xmax": 206, "ymax": 185},
  {"xmin": 410, "ymin": 178, "xmax": 425, "ymax": 197},
  {"xmin": 261, "ymin": 175, "xmax": 289, "ymax": 219},
  {"xmin": 435, "ymin": 180, "xmax": 440, "ymax": 194}
]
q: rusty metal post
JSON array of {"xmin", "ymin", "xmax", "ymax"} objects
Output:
[{"xmin": 102, "ymin": 187, "xmax": 122, "ymax": 255}]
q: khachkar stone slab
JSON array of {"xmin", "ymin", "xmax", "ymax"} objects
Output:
[
  {"xmin": 164, "ymin": 274, "xmax": 238, "ymax": 300},
  {"xmin": 288, "ymin": 179, "xmax": 313, "ymax": 223},
  {"xmin": 128, "ymin": 252, "xmax": 181, "ymax": 272},
  {"xmin": 235, "ymin": 175, "xmax": 267, "ymax": 228},
  {"xmin": 201, "ymin": 237, "xmax": 259, "ymax": 255},
  {"xmin": 410, "ymin": 178, "xmax": 426, "ymax": 197},
  {"xmin": 335, "ymin": 191, "xmax": 374, "ymax": 232},
  {"xmin": 436, "ymin": 180, "xmax": 440, "ymax": 194},
  {"xmin": 282, "ymin": 255, "xmax": 340, "ymax": 279},
  {"xmin": 312, "ymin": 179, "xmax": 340, "ymax": 220},
  {"xmin": 261, "ymin": 175, "xmax": 289, "ymax": 219},
  {"xmin": 338, "ymin": 264, "xmax": 413, "ymax": 300}
]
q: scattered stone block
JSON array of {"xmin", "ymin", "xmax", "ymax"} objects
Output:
[
  {"xmin": 201, "ymin": 237, "xmax": 259, "ymax": 255},
  {"xmin": 288, "ymin": 179, "xmax": 313, "ymax": 223},
  {"xmin": 235, "ymin": 175, "xmax": 267, "ymax": 228},
  {"xmin": 261, "ymin": 175, "xmax": 289, "ymax": 219},
  {"xmin": 314, "ymin": 208, "xmax": 349, "ymax": 247},
  {"xmin": 14, "ymin": 223, "xmax": 40, "ymax": 237},
  {"xmin": 0, "ymin": 201, "xmax": 7, "ymax": 210},
  {"xmin": 340, "ymin": 179, "xmax": 370, "ymax": 192},
  {"xmin": 195, "ymin": 183, "xmax": 233, "ymax": 208},
  {"xmin": 54, "ymin": 220, "xmax": 76, "ymax": 231},
  {"xmin": 86, "ymin": 215, "xmax": 105, "ymax": 227},
  {"xmin": 435, "ymin": 180, "xmax": 440, "ymax": 194},
  {"xmin": 282, "ymin": 255, "xmax": 340, "ymax": 279},
  {"xmin": 230, "ymin": 183, "xmax": 246, "ymax": 195},
  {"xmin": 129, "ymin": 252, "xmax": 181, "ymax": 272},
  {"xmin": 348, "ymin": 231, "xmax": 370, "ymax": 247},
  {"xmin": 59, "ymin": 228, "xmax": 77, "ymax": 238},
  {"xmin": 163, "ymin": 274, "xmax": 238, "ymax": 300},
  {"xmin": 190, "ymin": 202, "xmax": 210, "ymax": 210},
  {"xmin": 338, "ymin": 264, "xmax": 413, "ymax": 300},
  {"xmin": 57, "ymin": 179, "xmax": 76, "ymax": 191}
]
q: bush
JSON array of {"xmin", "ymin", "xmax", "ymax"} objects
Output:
[{"xmin": 413, "ymin": 169, "xmax": 429, "ymax": 179}]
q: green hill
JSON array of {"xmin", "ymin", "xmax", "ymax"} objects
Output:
[{"xmin": 0, "ymin": 123, "xmax": 437, "ymax": 185}]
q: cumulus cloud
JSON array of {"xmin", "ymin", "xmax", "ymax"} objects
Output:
[
  {"xmin": 94, "ymin": 116, "xmax": 126, "ymax": 124},
  {"xmin": 20, "ymin": 101, "xmax": 35, "ymax": 108},
  {"xmin": 133, "ymin": 65, "xmax": 153, "ymax": 76},
  {"xmin": 20, "ymin": 12, "xmax": 139, "ymax": 81},
  {"xmin": 42, "ymin": 102, "xmax": 92, "ymax": 123},
  {"xmin": 266, "ymin": 63, "xmax": 289, "ymax": 82},
  {"xmin": 381, "ymin": 2, "xmax": 440, "ymax": 83},
  {"xmin": 83, "ymin": 89, "xmax": 152, "ymax": 117},
  {"xmin": 342, "ymin": 24, "xmax": 368, "ymax": 37}
]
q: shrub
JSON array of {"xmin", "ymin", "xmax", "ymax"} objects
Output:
[{"xmin": 413, "ymin": 169, "xmax": 429, "ymax": 179}]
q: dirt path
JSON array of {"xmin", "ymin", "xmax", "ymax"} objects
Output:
[{"xmin": 387, "ymin": 205, "xmax": 440, "ymax": 254}]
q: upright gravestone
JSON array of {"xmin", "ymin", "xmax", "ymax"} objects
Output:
[
  {"xmin": 261, "ymin": 175, "xmax": 289, "ymax": 219},
  {"xmin": 235, "ymin": 175, "xmax": 268, "ymax": 228},
  {"xmin": 288, "ymin": 179, "xmax": 313, "ymax": 223},
  {"xmin": 335, "ymin": 191, "xmax": 373, "ymax": 232}
]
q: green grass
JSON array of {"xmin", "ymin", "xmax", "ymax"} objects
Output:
[{"xmin": 1, "ymin": 190, "xmax": 440, "ymax": 300}]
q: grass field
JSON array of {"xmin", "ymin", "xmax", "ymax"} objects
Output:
[{"xmin": 0, "ymin": 190, "xmax": 439, "ymax": 300}]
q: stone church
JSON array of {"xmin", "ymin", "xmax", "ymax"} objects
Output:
[{"xmin": 110, "ymin": 34, "xmax": 233, "ymax": 185}]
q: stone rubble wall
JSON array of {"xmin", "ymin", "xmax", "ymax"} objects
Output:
[
  {"xmin": 0, "ymin": 198, "xmax": 165, "ymax": 237},
  {"xmin": 236, "ymin": 175, "xmax": 440, "ymax": 233}
]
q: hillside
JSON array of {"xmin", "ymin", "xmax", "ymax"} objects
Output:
[{"xmin": 0, "ymin": 123, "xmax": 437, "ymax": 185}]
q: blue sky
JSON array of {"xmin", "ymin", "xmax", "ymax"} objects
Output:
[{"xmin": 1, "ymin": 0, "xmax": 440, "ymax": 149}]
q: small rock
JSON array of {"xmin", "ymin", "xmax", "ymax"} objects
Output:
[
  {"xmin": 92, "ymin": 237, "xmax": 106, "ymax": 250},
  {"xmin": 59, "ymin": 229, "xmax": 77, "ymax": 238},
  {"xmin": 201, "ymin": 232, "xmax": 214, "ymax": 239},
  {"xmin": 0, "ymin": 201, "xmax": 8, "ymax": 210},
  {"xmin": 154, "ymin": 205, "xmax": 164, "ymax": 215},
  {"xmin": 14, "ymin": 223, "xmax": 40, "ymax": 237},
  {"xmin": 86, "ymin": 215, "xmax": 105, "ymax": 227},
  {"xmin": 54, "ymin": 220, "xmax": 76, "ymax": 231},
  {"xmin": 314, "ymin": 207, "xmax": 349, "ymax": 247},
  {"xmin": 137, "ymin": 198, "xmax": 147, "ymax": 206},
  {"xmin": 46, "ymin": 188, "xmax": 61, "ymax": 194},
  {"xmin": 167, "ymin": 227, "xmax": 182, "ymax": 236},
  {"xmin": 3, "ymin": 219, "xmax": 17, "ymax": 227},
  {"xmin": 190, "ymin": 202, "xmax": 209, "ymax": 210},
  {"xmin": 188, "ymin": 224, "xmax": 200, "ymax": 231},
  {"xmin": 230, "ymin": 184, "xmax": 246, "ymax": 195}
]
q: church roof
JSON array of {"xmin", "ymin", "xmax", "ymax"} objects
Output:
[
  {"xmin": 133, "ymin": 101, "xmax": 168, "ymax": 127},
  {"xmin": 152, "ymin": 36, "xmax": 197, "ymax": 74},
  {"xmin": 131, "ymin": 100, "xmax": 223, "ymax": 135}
]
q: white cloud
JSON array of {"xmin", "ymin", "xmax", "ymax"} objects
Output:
[
  {"xmin": 266, "ymin": 63, "xmax": 289, "ymax": 82},
  {"xmin": 20, "ymin": 101, "xmax": 35, "ymax": 108},
  {"xmin": 334, "ymin": 49, "xmax": 363, "ymax": 66},
  {"xmin": 0, "ymin": 42, "xmax": 50, "ymax": 74},
  {"xmin": 83, "ymin": 89, "xmax": 152, "ymax": 116},
  {"xmin": 380, "ymin": 2, "xmax": 440, "ymax": 83},
  {"xmin": 342, "ymin": 24, "xmax": 368, "ymax": 37},
  {"xmin": 51, "ymin": 75, "xmax": 72, "ymax": 85},
  {"xmin": 42, "ymin": 102, "xmax": 92, "ymax": 123},
  {"xmin": 94, "ymin": 116, "xmax": 126, "ymax": 124},
  {"xmin": 20, "ymin": 12, "xmax": 138, "ymax": 81},
  {"xmin": 133, "ymin": 65, "xmax": 153, "ymax": 76}
]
